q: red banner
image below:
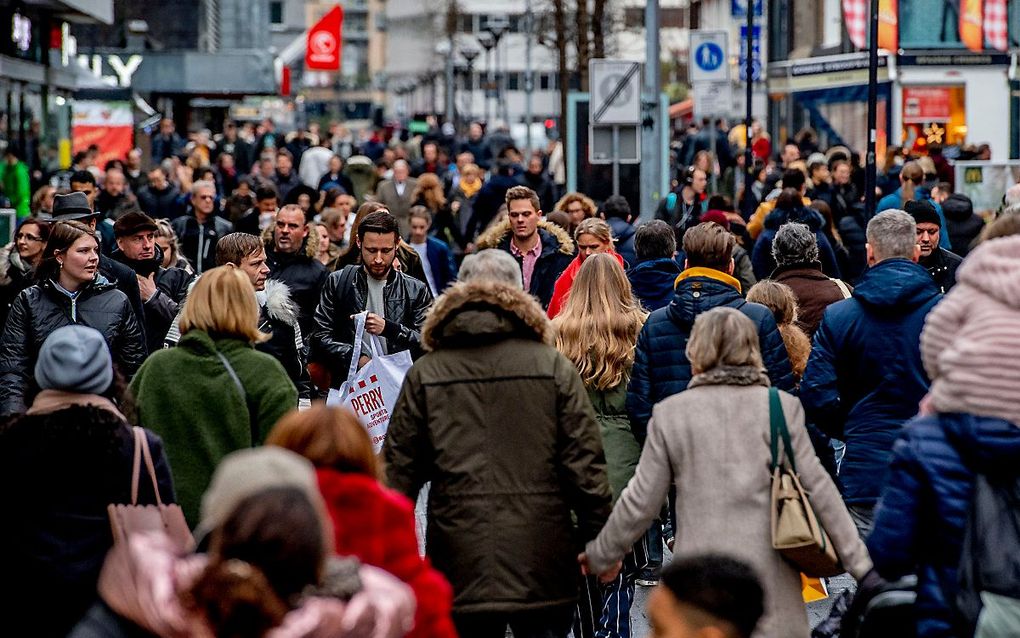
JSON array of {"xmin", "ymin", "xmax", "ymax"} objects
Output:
[
  {"xmin": 72, "ymin": 101, "xmax": 133, "ymax": 168},
  {"xmin": 306, "ymin": 5, "xmax": 344, "ymax": 71},
  {"xmin": 902, "ymin": 87, "xmax": 951, "ymax": 124}
]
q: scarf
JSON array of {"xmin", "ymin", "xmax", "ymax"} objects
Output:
[
  {"xmin": 458, "ymin": 178, "xmax": 482, "ymax": 199},
  {"xmin": 687, "ymin": 365, "xmax": 770, "ymax": 389},
  {"xmin": 27, "ymin": 389, "xmax": 126, "ymax": 420}
]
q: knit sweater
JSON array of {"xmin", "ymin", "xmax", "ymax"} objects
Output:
[{"xmin": 921, "ymin": 236, "xmax": 1020, "ymax": 426}]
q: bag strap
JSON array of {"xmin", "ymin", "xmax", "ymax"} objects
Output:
[
  {"xmin": 214, "ymin": 349, "xmax": 257, "ymax": 446},
  {"xmin": 769, "ymin": 387, "xmax": 798, "ymax": 475},
  {"xmin": 130, "ymin": 426, "xmax": 143, "ymax": 505},
  {"xmin": 132, "ymin": 426, "xmax": 165, "ymax": 507},
  {"xmin": 831, "ymin": 277, "xmax": 852, "ymax": 300},
  {"xmin": 345, "ymin": 311, "xmax": 369, "ymax": 384}
]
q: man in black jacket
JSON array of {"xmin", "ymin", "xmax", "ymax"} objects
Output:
[
  {"xmin": 904, "ymin": 200, "xmax": 962, "ymax": 293},
  {"xmin": 171, "ymin": 180, "xmax": 233, "ymax": 275},
  {"xmin": 111, "ymin": 212, "xmax": 193, "ymax": 354},
  {"xmin": 311, "ymin": 210, "xmax": 433, "ymax": 389},
  {"xmin": 137, "ymin": 166, "xmax": 182, "ymax": 220},
  {"xmin": 51, "ymin": 192, "xmax": 147, "ymax": 349},
  {"xmin": 265, "ymin": 205, "xmax": 328, "ymax": 337}
]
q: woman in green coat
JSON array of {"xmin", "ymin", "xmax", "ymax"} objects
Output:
[
  {"xmin": 0, "ymin": 147, "xmax": 30, "ymax": 218},
  {"xmin": 553, "ymin": 253, "xmax": 646, "ymax": 638},
  {"xmin": 130, "ymin": 266, "xmax": 297, "ymax": 525}
]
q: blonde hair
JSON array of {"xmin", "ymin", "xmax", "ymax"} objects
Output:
[
  {"xmin": 746, "ymin": 281, "xmax": 810, "ymax": 379},
  {"xmin": 685, "ymin": 307, "xmax": 764, "ymax": 374},
  {"xmin": 554, "ymin": 254, "xmax": 646, "ymax": 390},
  {"xmin": 555, "ymin": 192, "xmax": 596, "ymax": 217},
  {"xmin": 411, "ymin": 172, "xmax": 447, "ymax": 212},
  {"xmin": 179, "ymin": 266, "xmax": 269, "ymax": 343},
  {"xmin": 574, "ymin": 217, "xmax": 613, "ymax": 245}
]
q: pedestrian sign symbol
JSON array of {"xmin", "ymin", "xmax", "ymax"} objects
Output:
[{"xmin": 695, "ymin": 43, "xmax": 724, "ymax": 72}]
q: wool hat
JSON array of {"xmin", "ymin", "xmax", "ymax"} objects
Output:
[
  {"xmin": 52, "ymin": 192, "xmax": 95, "ymax": 221},
  {"xmin": 34, "ymin": 325, "xmax": 114, "ymax": 394},
  {"xmin": 113, "ymin": 211, "xmax": 159, "ymax": 238},
  {"xmin": 904, "ymin": 200, "xmax": 941, "ymax": 228},
  {"xmin": 196, "ymin": 447, "xmax": 322, "ymax": 542},
  {"xmin": 701, "ymin": 210, "xmax": 731, "ymax": 230}
]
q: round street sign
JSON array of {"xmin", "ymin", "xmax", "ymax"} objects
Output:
[{"xmin": 694, "ymin": 42, "xmax": 725, "ymax": 72}]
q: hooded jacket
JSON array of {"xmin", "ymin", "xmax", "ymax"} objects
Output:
[
  {"xmin": 626, "ymin": 257, "xmax": 683, "ymax": 312},
  {"xmin": 0, "ymin": 401, "xmax": 173, "ymax": 638},
  {"xmin": 309, "ymin": 265, "xmax": 432, "ymax": 387},
  {"xmin": 475, "ymin": 219, "xmax": 575, "ymax": 309},
  {"xmin": 262, "ymin": 225, "xmax": 329, "ymax": 337},
  {"xmin": 751, "ymin": 205, "xmax": 841, "ymax": 280},
  {"xmin": 111, "ymin": 247, "xmax": 194, "ymax": 355},
  {"xmin": 921, "ymin": 236, "xmax": 1020, "ymax": 428},
  {"xmin": 0, "ymin": 278, "xmax": 146, "ymax": 415},
  {"xmin": 868, "ymin": 414, "xmax": 1020, "ymax": 638},
  {"xmin": 940, "ymin": 194, "xmax": 984, "ymax": 258},
  {"xmin": 626, "ymin": 267, "xmax": 796, "ymax": 438},
  {"xmin": 606, "ymin": 217, "xmax": 637, "ymax": 267},
  {"xmin": 801, "ymin": 258, "xmax": 941, "ymax": 505},
  {"xmin": 384, "ymin": 281, "xmax": 612, "ymax": 614}
]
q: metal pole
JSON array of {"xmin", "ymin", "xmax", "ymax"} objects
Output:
[
  {"xmin": 640, "ymin": 0, "xmax": 662, "ymax": 220},
  {"xmin": 485, "ymin": 48, "xmax": 493, "ymax": 124},
  {"xmin": 612, "ymin": 126, "xmax": 620, "ymax": 196},
  {"xmin": 709, "ymin": 123, "xmax": 718, "ymax": 193},
  {"xmin": 744, "ymin": 0, "xmax": 754, "ymax": 211},
  {"xmin": 864, "ymin": 0, "xmax": 880, "ymax": 220},
  {"xmin": 525, "ymin": 0, "xmax": 534, "ymax": 155},
  {"xmin": 500, "ymin": 36, "xmax": 510, "ymax": 125}
]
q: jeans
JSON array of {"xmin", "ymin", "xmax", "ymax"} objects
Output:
[
  {"xmin": 848, "ymin": 503, "xmax": 875, "ymax": 539},
  {"xmin": 454, "ymin": 606, "xmax": 574, "ymax": 638}
]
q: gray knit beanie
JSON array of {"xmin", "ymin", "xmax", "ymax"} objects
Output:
[{"xmin": 34, "ymin": 325, "xmax": 114, "ymax": 395}]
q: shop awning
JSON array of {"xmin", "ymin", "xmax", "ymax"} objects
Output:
[
  {"xmin": 669, "ymin": 99, "xmax": 693, "ymax": 120},
  {"xmin": 128, "ymin": 50, "xmax": 277, "ymax": 95},
  {"xmin": 26, "ymin": 0, "xmax": 113, "ymax": 25},
  {"xmin": 767, "ymin": 52, "xmax": 894, "ymax": 94}
]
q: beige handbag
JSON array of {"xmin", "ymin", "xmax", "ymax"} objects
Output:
[
  {"xmin": 768, "ymin": 387, "xmax": 843, "ymax": 577},
  {"xmin": 107, "ymin": 426, "xmax": 193, "ymax": 551}
]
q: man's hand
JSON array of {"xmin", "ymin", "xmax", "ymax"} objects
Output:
[
  {"xmin": 577, "ymin": 553, "xmax": 622, "ymax": 583},
  {"xmin": 357, "ymin": 355, "xmax": 371, "ymax": 370},
  {"xmin": 137, "ymin": 273, "xmax": 157, "ymax": 302},
  {"xmin": 364, "ymin": 313, "xmax": 386, "ymax": 336}
]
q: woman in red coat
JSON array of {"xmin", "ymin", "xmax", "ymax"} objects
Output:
[
  {"xmin": 268, "ymin": 404, "xmax": 457, "ymax": 638},
  {"xmin": 546, "ymin": 217, "xmax": 624, "ymax": 319}
]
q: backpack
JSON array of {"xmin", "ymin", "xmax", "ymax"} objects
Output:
[{"xmin": 956, "ymin": 472, "xmax": 1020, "ymax": 634}]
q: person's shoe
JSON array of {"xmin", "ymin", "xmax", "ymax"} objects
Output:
[{"xmin": 635, "ymin": 566, "xmax": 660, "ymax": 587}]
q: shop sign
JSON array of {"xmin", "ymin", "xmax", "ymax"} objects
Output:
[
  {"xmin": 72, "ymin": 101, "xmax": 133, "ymax": 168},
  {"xmin": 903, "ymin": 87, "xmax": 951, "ymax": 124},
  {"xmin": 76, "ymin": 54, "xmax": 144, "ymax": 87},
  {"xmin": 898, "ymin": 52, "xmax": 1011, "ymax": 66},
  {"xmin": 11, "ymin": 11, "xmax": 30, "ymax": 52}
]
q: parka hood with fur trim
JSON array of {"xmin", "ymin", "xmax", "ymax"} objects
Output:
[
  {"xmin": 422, "ymin": 280, "xmax": 555, "ymax": 351},
  {"xmin": 474, "ymin": 218, "xmax": 574, "ymax": 256},
  {"xmin": 261, "ymin": 222, "xmax": 322, "ymax": 259}
]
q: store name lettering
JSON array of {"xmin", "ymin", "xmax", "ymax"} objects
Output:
[
  {"xmin": 11, "ymin": 12, "xmax": 31, "ymax": 52},
  {"xmin": 76, "ymin": 54, "xmax": 143, "ymax": 87}
]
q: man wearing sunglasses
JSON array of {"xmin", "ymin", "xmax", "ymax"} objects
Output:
[{"xmin": 170, "ymin": 180, "xmax": 233, "ymax": 274}]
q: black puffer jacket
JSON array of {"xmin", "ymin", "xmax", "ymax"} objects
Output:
[
  {"xmin": 310, "ymin": 265, "xmax": 433, "ymax": 386},
  {"xmin": 111, "ymin": 248, "xmax": 194, "ymax": 355},
  {"xmin": 0, "ymin": 278, "xmax": 146, "ymax": 415}
]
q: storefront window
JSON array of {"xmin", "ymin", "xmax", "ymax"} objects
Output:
[
  {"xmin": 901, "ymin": 85, "xmax": 966, "ymax": 153},
  {"xmin": 900, "ymin": 0, "xmax": 963, "ymax": 49}
]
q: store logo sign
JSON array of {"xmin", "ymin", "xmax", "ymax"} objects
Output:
[
  {"xmin": 12, "ymin": 12, "xmax": 31, "ymax": 52},
  {"xmin": 77, "ymin": 54, "xmax": 144, "ymax": 87}
]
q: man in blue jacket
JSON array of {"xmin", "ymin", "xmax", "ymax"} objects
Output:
[
  {"xmin": 627, "ymin": 220, "xmax": 682, "ymax": 312},
  {"xmin": 801, "ymin": 209, "xmax": 940, "ymax": 536},
  {"xmin": 627, "ymin": 221, "xmax": 795, "ymax": 440}
]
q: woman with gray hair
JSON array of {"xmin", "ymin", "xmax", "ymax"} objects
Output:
[
  {"xmin": 457, "ymin": 249, "xmax": 524, "ymax": 289},
  {"xmin": 580, "ymin": 306, "xmax": 871, "ymax": 638},
  {"xmin": 770, "ymin": 222, "xmax": 853, "ymax": 338}
]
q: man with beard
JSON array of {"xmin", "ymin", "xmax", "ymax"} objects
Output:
[
  {"xmin": 905, "ymin": 200, "xmax": 962, "ymax": 293},
  {"xmin": 112, "ymin": 212, "xmax": 193, "ymax": 354}
]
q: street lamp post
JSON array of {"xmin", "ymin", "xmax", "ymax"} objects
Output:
[
  {"xmin": 461, "ymin": 46, "xmax": 480, "ymax": 126},
  {"xmin": 486, "ymin": 17, "xmax": 509, "ymax": 126},
  {"xmin": 436, "ymin": 40, "xmax": 455, "ymax": 125},
  {"xmin": 477, "ymin": 32, "xmax": 495, "ymax": 125}
]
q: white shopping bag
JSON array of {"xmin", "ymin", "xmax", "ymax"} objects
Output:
[{"xmin": 327, "ymin": 312, "xmax": 413, "ymax": 452}]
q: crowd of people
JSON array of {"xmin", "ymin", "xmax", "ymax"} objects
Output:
[{"xmin": 1, "ymin": 114, "xmax": 1020, "ymax": 638}]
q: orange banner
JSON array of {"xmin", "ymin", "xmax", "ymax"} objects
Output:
[
  {"xmin": 960, "ymin": 0, "xmax": 984, "ymax": 52},
  {"xmin": 877, "ymin": 0, "xmax": 898, "ymax": 51}
]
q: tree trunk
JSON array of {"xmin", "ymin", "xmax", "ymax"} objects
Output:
[
  {"xmin": 576, "ymin": 0, "xmax": 591, "ymax": 91},
  {"xmin": 592, "ymin": 0, "xmax": 607, "ymax": 59}
]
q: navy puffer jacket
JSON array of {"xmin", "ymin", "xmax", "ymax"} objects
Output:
[
  {"xmin": 626, "ymin": 258, "xmax": 682, "ymax": 312},
  {"xmin": 868, "ymin": 413, "xmax": 1020, "ymax": 638},
  {"xmin": 626, "ymin": 269, "xmax": 795, "ymax": 438},
  {"xmin": 801, "ymin": 258, "xmax": 940, "ymax": 505}
]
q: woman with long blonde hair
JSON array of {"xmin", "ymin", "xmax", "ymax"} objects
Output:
[
  {"xmin": 412, "ymin": 172, "xmax": 463, "ymax": 250},
  {"xmin": 553, "ymin": 253, "xmax": 646, "ymax": 638}
]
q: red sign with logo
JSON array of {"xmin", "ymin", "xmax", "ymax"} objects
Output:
[
  {"xmin": 306, "ymin": 5, "xmax": 344, "ymax": 71},
  {"xmin": 902, "ymin": 87, "xmax": 951, "ymax": 124}
]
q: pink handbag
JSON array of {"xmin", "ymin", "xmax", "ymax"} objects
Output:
[{"xmin": 107, "ymin": 426, "xmax": 193, "ymax": 551}]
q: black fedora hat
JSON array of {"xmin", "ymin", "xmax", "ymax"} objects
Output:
[{"xmin": 52, "ymin": 192, "xmax": 96, "ymax": 221}]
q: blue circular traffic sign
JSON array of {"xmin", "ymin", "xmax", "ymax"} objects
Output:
[{"xmin": 694, "ymin": 42, "xmax": 725, "ymax": 72}]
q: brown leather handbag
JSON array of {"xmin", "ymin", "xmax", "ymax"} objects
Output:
[
  {"xmin": 768, "ymin": 387, "xmax": 843, "ymax": 577},
  {"xmin": 107, "ymin": 426, "xmax": 193, "ymax": 551}
]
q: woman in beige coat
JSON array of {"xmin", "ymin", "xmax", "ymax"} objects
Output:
[{"xmin": 581, "ymin": 307, "xmax": 871, "ymax": 637}]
